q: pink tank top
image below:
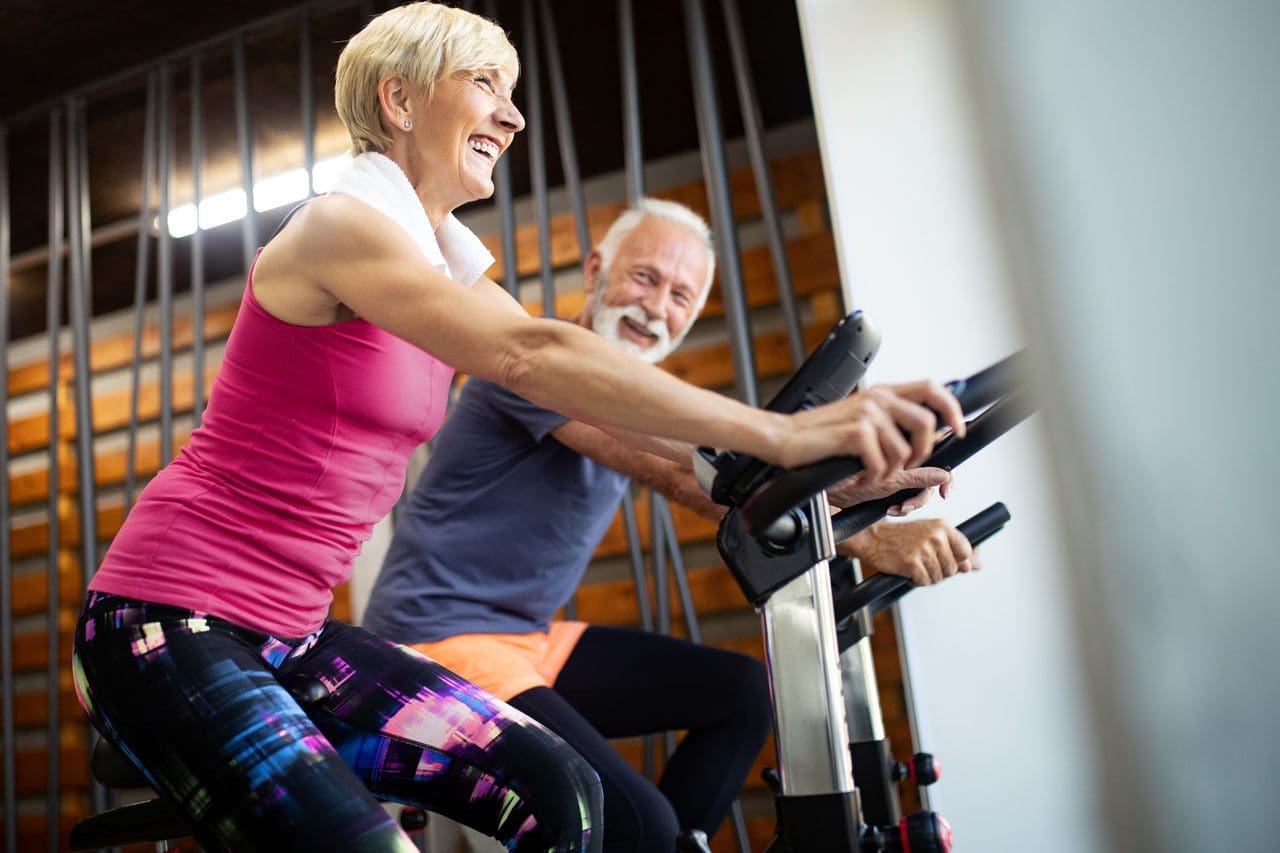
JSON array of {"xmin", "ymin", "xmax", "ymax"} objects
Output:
[{"xmin": 90, "ymin": 254, "xmax": 455, "ymax": 636}]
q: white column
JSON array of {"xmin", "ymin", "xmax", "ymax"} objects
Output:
[{"xmin": 794, "ymin": 2, "xmax": 1102, "ymax": 850}]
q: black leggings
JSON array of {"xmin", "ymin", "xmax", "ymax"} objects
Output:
[
  {"xmin": 73, "ymin": 593, "xmax": 602, "ymax": 852},
  {"xmin": 508, "ymin": 626, "xmax": 772, "ymax": 852}
]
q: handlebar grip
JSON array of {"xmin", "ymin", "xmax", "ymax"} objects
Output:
[
  {"xmin": 945, "ymin": 350, "xmax": 1025, "ymax": 414},
  {"xmin": 832, "ymin": 502, "xmax": 1012, "ymax": 625},
  {"xmin": 824, "ymin": 390, "xmax": 1036, "ymax": 541},
  {"xmin": 831, "ymin": 495, "xmax": 903, "ymax": 541},
  {"xmin": 832, "ymin": 572, "xmax": 907, "ymax": 624},
  {"xmin": 741, "ymin": 377, "xmax": 1035, "ymax": 537},
  {"xmin": 740, "ymin": 456, "xmax": 864, "ymax": 537},
  {"xmin": 956, "ymin": 502, "xmax": 1010, "ymax": 547}
]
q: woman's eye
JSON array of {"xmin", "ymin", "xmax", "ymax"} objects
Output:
[{"xmin": 474, "ymin": 75, "xmax": 496, "ymax": 92}]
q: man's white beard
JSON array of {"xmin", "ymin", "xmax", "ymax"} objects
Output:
[{"xmin": 589, "ymin": 273, "xmax": 679, "ymax": 364}]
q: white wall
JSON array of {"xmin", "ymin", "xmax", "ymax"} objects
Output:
[
  {"xmin": 794, "ymin": 2, "xmax": 1103, "ymax": 850},
  {"xmin": 954, "ymin": 2, "xmax": 1280, "ymax": 851}
]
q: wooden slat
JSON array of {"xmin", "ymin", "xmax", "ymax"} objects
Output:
[
  {"xmin": 11, "ymin": 552, "xmax": 82, "ymax": 616},
  {"xmin": 8, "ymin": 301, "xmax": 238, "ymax": 398},
  {"xmin": 5, "ymin": 809, "xmax": 86, "ymax": 853},
  {"xmin": 592, "ymin": 490, "xmax": 718, "ymax": 561},
  {"xmin": 13, "ymin": 623, "xmax": 76, "ymax": 673},
  {"xmin": 3, "ymin": 725, "xmax": 89, "ymax": 794},
  {"xmin": 10, "ymin": 499, "xmax": 124, "ymax": 560},
  {"xmin": 8, "ymin": 364, "xmax": 215, "ymax": 455},
  {"xmin": 660, "ymin": 302, "xmax": 839, "ymax": 390},
  {"xmin": 569, "ymin": 564, "xmax": 747, "ymax": 626},
  {"xmin": 12, "ymin": 680, "xmax": 80, "ymax": 729},
  {"xmin": 9, "ymin": 430, "xmax": 192, "ymax": 506}
]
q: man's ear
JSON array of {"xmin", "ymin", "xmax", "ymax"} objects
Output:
[{"xmin": 582, "ymin": 250, "xmax": 603, "ymax": 298}]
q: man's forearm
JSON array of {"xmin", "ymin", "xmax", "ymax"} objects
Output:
[{"xmin": 551, "ymin": 421, "xmax": 725, "ymax": 523}]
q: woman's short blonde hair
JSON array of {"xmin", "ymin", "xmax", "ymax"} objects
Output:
[{"xmin": 335, "ymin": 2, "xmax": 519, "ymax": 155}]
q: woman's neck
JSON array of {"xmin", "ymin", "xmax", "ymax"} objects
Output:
[{"xmin": 380, "ymin": 145, "xmax": 453, "ymax": 230}]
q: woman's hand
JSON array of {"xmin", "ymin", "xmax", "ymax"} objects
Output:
[{"xmin": 773, "ymin": 382, "xmax": 965, "ymax": 483}]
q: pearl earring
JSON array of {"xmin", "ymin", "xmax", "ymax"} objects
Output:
[{"xmin": 403, "ymin": 119, "xmax": 412, "ymax": 130}]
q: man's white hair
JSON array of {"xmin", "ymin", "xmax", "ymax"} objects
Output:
[{"xmin": 594, "ymin": 198, "xmax": 716, "ymax": 314}]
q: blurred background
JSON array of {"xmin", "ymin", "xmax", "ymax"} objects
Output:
[{"xmin": 1, "ymin": 0, "xmax": 1276, "ymax": 850}]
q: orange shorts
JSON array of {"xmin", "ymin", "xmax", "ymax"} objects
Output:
[{"xmin": 409, "ymin": 621, "xmax": 589, "ymax": 702}]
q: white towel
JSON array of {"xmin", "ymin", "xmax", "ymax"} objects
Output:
[{"xmin": 327, "ymin": 152, "xmax": 494, "ymax": 287}]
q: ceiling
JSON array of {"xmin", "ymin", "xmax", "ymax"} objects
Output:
[{"xmin": 1, "ymin": 0, "xmax": 815, "ymax": 342}]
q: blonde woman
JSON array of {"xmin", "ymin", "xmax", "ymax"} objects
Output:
[{"xmin": 71, "ymin": 3, "xmax": 963, "ymax": 851}]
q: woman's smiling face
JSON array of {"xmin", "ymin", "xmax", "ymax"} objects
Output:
[{"xmin": 407, "ymin": 68, "xmax": 524, "ymax": 217}]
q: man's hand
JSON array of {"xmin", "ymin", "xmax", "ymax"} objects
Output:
[
  {"xmin": 839, "ymin": 519, "xmax": 978, "ymax": 586},
  {"xmin": 827, "ymin": 467, "xmax": 954, "ymax": 516}
]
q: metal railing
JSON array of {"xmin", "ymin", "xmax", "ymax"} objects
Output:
[{"xmin": 0, "ymin": 1, "xmax": 813, "ymax": 849}]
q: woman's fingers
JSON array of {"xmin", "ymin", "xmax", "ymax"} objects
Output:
[
  {"xmin": 865, "ymin": 386, "xmax": 936, "ymax": 466},
  {"xmin": 850, "ymin": 419, "xmax": 888, "ymax": 483},
  {"xmin": 889, "ymin": 380, "xmax": 967, "ymax": 438}
]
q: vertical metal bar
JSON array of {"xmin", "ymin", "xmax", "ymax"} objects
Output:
[
  {"xmin": 621, "ymin": 490, "xmax": 651, "ymax": 632},
  {"xmin": 485, "ymin": 0, "xmax": 519, "ymax": 298},
  {"xmin": 719, "ymin": 0, "xmax": 804, "ymax": 367},
  {"xmin": 0, "ymin": 122, "xmax": 17, "ymax": 853},
  {"xmin": 682, "ymin": 0, "xmax": 759, "ymax": 405},
  {"xmin": 66, "ymin": 98, "xmax": 107, "ymax": 816},
  {"xmin": 617, "ymin": 0, "xmax": 644, "ymax": 205},
  {"xmin": 45, "ymin": 108, "xmax": 65, "ymax": 853},
  {"xmin": 653, "ymin": 496, "xmax": 679, "ymax": 757},
  {"xmin": 76, "ymin": 102, "xmax": 93, "ymax": 321},
  {"xmin": 125, "ymin": 71, "xmax": 158, "ymax": 514},
  {"xmin": 521, "ymin": 0, "xmax": 555, "ymax": 316},
  {"xmin": 539, "ymin": 0, "xmax": 591, "ymax": 257},
  {"xmin": 157, "ymin": 64, "xmax": 174, "ymax": 465},
  {"xmin": 233, "ymin": 35, "xmax": 258, "ymax": 271},
  {"xmin": 650, "ymin": 491, "xmax": 670, "ymax": 638},
  {"xmin": 622, "ymin": 486, "xmax": 658, "ymax": 779},
  {"xmin": 658, "ymin": 499, "xmax": 700, "ymax": 644},
  {"xmin": 299, "ymin": 10, "xmax": 316, "ymax": 198},
  {"xmin": 191, "ymin": 57, "xmax": 207, "ymax": 427},
  {"xmin": 494, "ymin": 155, "xmax": 519, "ymax": 298}
]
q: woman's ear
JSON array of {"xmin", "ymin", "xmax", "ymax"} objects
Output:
[{"xmin": 377, "ymin": 75, "xmax": 413, "ymax": 132}]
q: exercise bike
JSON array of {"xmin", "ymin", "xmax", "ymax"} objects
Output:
[{"xmin": 693, "ymin": 310, "xmax": 1034, "ymax": 852}]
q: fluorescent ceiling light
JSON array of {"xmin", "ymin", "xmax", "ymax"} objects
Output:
[{"xmin": 166, "ymin": 153, "xmax": 351, "ymax": 238}]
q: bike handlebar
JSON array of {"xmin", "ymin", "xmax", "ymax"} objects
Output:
[
  {"xmin": 944, "ymin": 350, "xmax": 1025, "ymax": 414},
  {"xmin": 742, "ymin": 386, "xmax": 1036, "ymax": 538},
  {"xmin": 832, "ymin": 502, "xmax": 1011, "ymax": 625}
]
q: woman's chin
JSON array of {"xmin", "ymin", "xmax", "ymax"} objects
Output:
[{"xmin": 460, "ymin": 180, "xmax": 496, "ymax": 206}]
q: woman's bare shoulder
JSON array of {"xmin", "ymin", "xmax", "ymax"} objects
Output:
[
  {"xmin": 284, "ymin": 193, "xmax": 418, "ymax": 258},
  {"xmin": 252, "ymin": 195, "xmax": 384, "ymax": 325}
]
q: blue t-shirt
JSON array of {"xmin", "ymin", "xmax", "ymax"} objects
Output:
[{"xmin": 362, "ymin": 378, "xmax": 631, "ymax": 643}]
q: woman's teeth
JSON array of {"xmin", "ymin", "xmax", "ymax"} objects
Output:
[{"xmin": 468, "ymin": 138, "xmax": 499, "ymax": 159}]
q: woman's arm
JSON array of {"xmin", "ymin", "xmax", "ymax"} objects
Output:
[{"xmin": 262, "ymin": 195, "xmax": 962, "ymax": 474}]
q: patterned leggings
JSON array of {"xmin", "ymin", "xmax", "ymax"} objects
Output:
[{"xmin": 72, "ymin": 592, "xmax": 602, "ymax": 852}]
